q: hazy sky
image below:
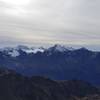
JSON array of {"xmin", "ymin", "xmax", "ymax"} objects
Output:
[{"xmin": 0, "ymin": 0, "xmax": 100, "ymax": 50}]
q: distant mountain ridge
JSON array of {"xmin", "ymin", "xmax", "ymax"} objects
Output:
[
  {"xmin": 0, "ymin": 44, "xmax": 100, "ymax": 85},
  {"xmin": 0, "ymin": 44, "xmax": 95, "ymax": 57},
  {"xmin": 0, "ymin": 45, "xmax": 46, "ymax": 57},
  {"xmin": 0, "ymin": 44, "xmax": 76, "ymax": 57}
]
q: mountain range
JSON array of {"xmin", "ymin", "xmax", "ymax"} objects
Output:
[{"xmin": 0, "ymin": 44, "xmax": 100, "ymax": 85}]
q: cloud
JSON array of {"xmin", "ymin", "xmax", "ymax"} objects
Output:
[{"xmin": 0, "ymin": 0, "xmax": 100, "ymax": 49}]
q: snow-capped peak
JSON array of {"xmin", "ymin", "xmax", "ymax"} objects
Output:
[
  {"xmin": 14, "ymin": 45, "xmax": 45, "ymax": 54},
  {"xmin": 31, "ymin": 48, "xmax": 45, "ymax": 53},
  {"xmin": 8, "ymin": 49, "xmax": 20, "ymax": 57},
  {"xmin": 0, "ymin": 47, "xmax": 20, "ymax": 57},
  {"xmin": 53, "ymin": 44, "xmax": 67, "ymax": 52},
  {"xmin": 20, "ymin": 47, "xmax": 45, "ymax": 54},
  {"xmin": 0, "ymin": 45, "xmax": 45, "ymax": 57},
  {"xmin": 0, "ymin": 45, "xmax": 75, "ymax": 57},
  {"xmin": 48, "ymin": 44, "xmax": 74, "ymax": 52}
]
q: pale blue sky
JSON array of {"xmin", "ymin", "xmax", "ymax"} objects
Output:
[{"xmin": 0, "ymin": 0, "xmax": 100, "ymax": 50}]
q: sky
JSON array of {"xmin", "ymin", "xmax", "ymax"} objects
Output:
[{"xmin": 0, "ymin": 0, "xmax": 100, "ymax": 50}]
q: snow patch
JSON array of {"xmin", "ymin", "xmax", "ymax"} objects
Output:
[
  {"xmin": 54, "ymin": 44, "xmax": 67, "ymax": 52},
  {"xmin": 8, "ymin": 50, "xmax": 20, "ymax": 57}
]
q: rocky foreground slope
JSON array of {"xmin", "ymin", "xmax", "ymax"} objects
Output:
[{"xmin": 0, "ymin": 68, "xmax": 100, "ymax": 100}]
